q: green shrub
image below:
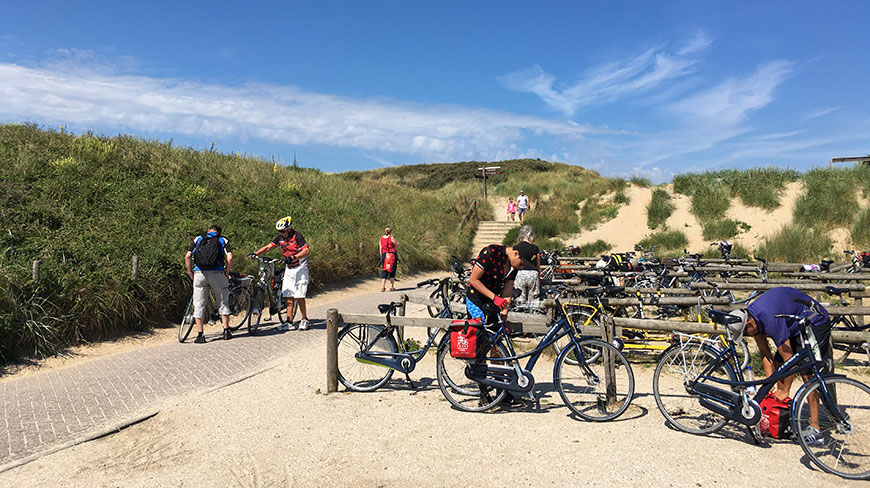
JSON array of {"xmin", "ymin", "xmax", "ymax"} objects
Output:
[
  {"xmin": 702, "ymin": 219, "xmax": 750, "ymax": 240},
  {"xmin": 647, "ymin": 189, "xmax": 675, "ymax": 230},
  {"xmin": 580, "ymin": 197, "xmax": 620, "ymax": 230},
  {"xmin": 756, "ymin": 224, "xmax": 833, "ymax": 262},
  {"xmin": 638, "ymin": 229, "xmax": 689, "ymax": 255},
  {"xmin": 576, "ymin": 240, "xmax": 612, "ymax": 256},
  {"xmin": 613, "ymin": 189, "xmax": 630, "ymax": 205},
  {"xmin": 630, "ymin": 176, "xmax": 652, "ymax": 187},
  {"xmin": 793, "ymin": 168, "xmax": 858, "ymax": 228},
  {"xmin": 851, "ymin": 208, "xmax": 870, "ymax": 249}
]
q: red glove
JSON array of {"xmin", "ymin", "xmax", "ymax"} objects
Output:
[{"xmin": 493, "ymin": 295, "xmax": 508, "ymax": 310}]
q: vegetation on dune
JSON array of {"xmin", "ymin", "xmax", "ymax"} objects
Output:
[
  {"xmin": 646, "ymin": 188, "xmax": 675, "ymax": 230},
  {"xmin": 638, "ymin": 229, "xmax": 689, "ymax": 255},
  {"xmin": 756, "ymin": 224, "xmax": 833, "ymax": 262},
  {"xmin": 0, "ymin": 124, "xmax": 479, "ymax": 360},
  {"xmin": 793, "ymin": 168, "xmax": 860, "ymax": 229},
  {"xmin": 576, "ymin": 240, "xmax": 612, "ymax": 256}
]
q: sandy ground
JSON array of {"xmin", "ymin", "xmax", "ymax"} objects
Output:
[
  {"xmin": 1, "ymin": 314, "xmax": 865, "ymax": 487},
  {"xmin": 564, "ymin": 181, "xmax": 851, "ymax": 255}
]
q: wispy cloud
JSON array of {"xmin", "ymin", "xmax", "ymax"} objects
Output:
[
  {"xmin": 0, "ymin": 61, "xmax": 608, "ymax": 163},
  {"xmin": 803, "ymin": 106, "xmax": 842, "ymax": 121},
  {"xmin": 498, "ymin": 31, "xmax": 712, "ymax": 116}
]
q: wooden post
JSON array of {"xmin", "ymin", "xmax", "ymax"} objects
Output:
[
  {"xmin": 132, "ymin": 255, "xmax": 139, "ymax": 280},
  {"xmin": 327, "ymin": 308, "xmax": 339, "ymax": 393},
  {"xmin": 397, "ymin": 295, "xmax": 407, "ymax": 344},
  {"xmin": 602, "ymin": 315, "xmax": 617, "ymax": 404},
  {"xmin": 32, "ymin": 260, "xmax": 40, "ymax": 282},
  {"xmin": 359, "ymin": 242, "xmax": 364, "ymax": 255}
]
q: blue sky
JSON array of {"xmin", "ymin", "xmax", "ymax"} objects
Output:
[{"xmin": 1, "ymin": 1, "xmax": 868, "ymax": 181}]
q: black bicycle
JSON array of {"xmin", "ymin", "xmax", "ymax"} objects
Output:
[
  {"xmin": 824, "ymin": 285, "xmax": 870, "ymax": 365},
  {"xmin": 178, "ymin": 271, "xmax": 254, "ymax": 342},
  {"xmin": 425, "ymin": 256, "xmax": 468, "ymax": 318},
  {"xmin": 247, "ymin": 255, "xmax": 287, "ymax": 335},
  {"xmin": 653, "ymin": 299, "xmax": 870, "ymax": 480}
]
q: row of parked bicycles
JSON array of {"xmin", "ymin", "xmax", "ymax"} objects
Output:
[{"xmin": 336, "ymin": 247, "xmax": 870, "ymax": 480}]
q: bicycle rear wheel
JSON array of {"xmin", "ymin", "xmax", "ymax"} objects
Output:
[
  {"xmin": 555, "ymin": 338, "xmax": 635, "ymax": 421},
  {"xmin": 226, "ymin": 285, "xmax": 253, "ymax": 331},
  {"xmin": 436, "ymin": 332, "xmax": 509, "ymax": 412},
  {"xmin": 653, "ymin": 342, "xmax": 736, "ymax": 434},
  {"xmin": 337, "ymin": 324, "xmax": 398, "ymax": 392},
  {"xmin": 178, "ymin": 298, "xmax": 195, "ymax": 343},
  {"xmin": 792, "ymin": 376, "xmax": 870, "ymax": 480}
]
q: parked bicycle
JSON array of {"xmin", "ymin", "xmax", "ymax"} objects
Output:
[
  {"xmin": 178, "ymin": 271, "xmax": 254, "ymax": 342},
  {"xmin": 652, "ymin": 300, "xmax": 870, "ymax": 480},
  {"xmin": 824, "ymin": 285, "xmax": 870, "ymax": 365},
  {"xmin": 425, "ymin": 256, "xmax": 469, "ymax": 318},
  {"xmin": 247, "ymin": 254, "xmax": 287, "ymax": 335},
  {"xmin": 435, "ymin": 289, "xmax": 635, "ymax": 421},
  {"xmin": 336, "ymin": 297, "xmax": 449, "ymax": 392}
]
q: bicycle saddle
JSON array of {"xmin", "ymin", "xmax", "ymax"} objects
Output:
[
  {"xmin": 707, "ymin": 309, "xmax": 742, "ymax": 325},
  {"xmin": 229, "ymin": 271, "xmax": 242, "ymax": 279},
  {"xmin": 377, "ymin": 302, "xmax": 404, "ymax": 314},
  {"xmin": 825, "ymin": 285, "xmax": 851, "ymax": 296}
]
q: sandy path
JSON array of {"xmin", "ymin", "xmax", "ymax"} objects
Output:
[
  {"xmin": 1, "ymin": 271, "xmax": 445, "ymax": 381},
  {"xmin": 1, "ymin": 321, "xmax": 863, "ymax": 487},
  {"xmin": 566, "ymin": 185, "xmax": 655, "ymax": 253}
]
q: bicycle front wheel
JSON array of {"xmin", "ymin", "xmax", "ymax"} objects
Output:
[
  {"xmin": 653, "ymin": 342, "xmax": 736, "ymax": 434},
  {"xmin": 555, "ymin": 338, "xmax": 635, "ymax": 421},
  {"xmin": 792, "ymin": 376, "xmax": 870, "ymax": 480},
  {"xmin": 226, "ymin": 285, "xmax": 253, "ymax": 331},
  {"xmin": 337, "ymin": 324, "xmax": 397, "ymax": 392},
  {"xmin": 436, "ymin": 332, "xmax": 509, "ymax": 412},
  {"xmin": 427, "ymin": 288, "xmax": 445, "ymax": 318},
  {"xmin": 178, "ymin": 298, "xmax": 195, "ymax": 343}
]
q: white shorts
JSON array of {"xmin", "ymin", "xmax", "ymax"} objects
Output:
[{"xmin": 282, "ymin": 265, "xmax": 309, "ymax": 299}]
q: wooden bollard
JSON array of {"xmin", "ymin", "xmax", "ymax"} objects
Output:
[
  {"xmin": 327, "ymin": 308, "xmax": 339, "ymax": 393},
  {"xmin": 359, "ymin": 242, "xmax": 364, "ymax": 254},
  {"xmin": 32, "ymin": 260, "xmax": 40, "ymax": 282},
  {"xmin": 132, "ymin": 255, "xmax": 139, "ymax": 280},
  {"xmin": 397, "ymin": 295, "xmax": 407, "ymax": 343},
  {"xmin": 603, "ymin": 315, "xmax": 617, "ymax": 404}
]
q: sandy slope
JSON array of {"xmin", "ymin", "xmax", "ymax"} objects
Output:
[{"xmin": 565, "ymin": 181, "xmax": 854, "ymax": 255}]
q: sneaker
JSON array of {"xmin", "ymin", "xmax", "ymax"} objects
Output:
[
  {"xmin": 801, "ymin": 426, "xmax": 823, "ymax": 447},
  {"xmin": 194, "ymin": 333, "xmax": 206, "ymax": 344},
  {"xmin": 298, "ymin": 319, "xmax": 310, "ymax": 331},
  {"xmin": 277, "ymin": 322, "xmax": 296, "ymax": 332},
  {"xmin": 223, "ymin": 329, "xmax": 233, "ymax": 340}
]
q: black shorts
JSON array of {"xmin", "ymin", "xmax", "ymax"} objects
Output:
[{"xmin": 773, "ymin": 320, "xmax": 833, "ymax": 373}]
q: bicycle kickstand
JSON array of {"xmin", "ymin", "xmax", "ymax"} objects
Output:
[
  {"xmin": 404, "ymin": 373, "xmax": 416, "ymax": 388},
  {"xmin": 746, "ymin": 424, "xmax": 762, "ymax": 445}
]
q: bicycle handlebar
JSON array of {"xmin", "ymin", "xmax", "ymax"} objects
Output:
[{"xmin": 417, "ymin": 278, "xmax": 438, "ymax": 287}]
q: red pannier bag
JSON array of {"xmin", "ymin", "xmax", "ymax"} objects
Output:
[
  {"xmin": 383, "ymin": 252, "xmax": 396, "ymax": 273},
  {"xmin": 450, "ymin": 318, "xmax": 483, "ymax": 359},
  {"xmin": 759, "ymin": 394, "xmax": 792, "ymax": 439}
]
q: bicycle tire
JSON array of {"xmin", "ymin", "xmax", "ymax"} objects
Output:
[
  {"xmin": 427, "ymin": 288, "xmax": 444, "ymax": 318},
  {"xmin": 178, "ymin": 298, "xmax": 195, "ymax": 343},
  {"xmin": 554, "ymin": 338, "xmax": 635, "ymax": 422},
  {"xmin": 436, "ymin": 332, "xmax": 509, "ymax": 412},
  {"xmin": 560, "ymin": 308, "xmax": 602, "ymax": 364},
  {"xmin": 337, "ymin": 324, "xmax": 398, "ymax": 392},
  {"xmin": 653, "ymin": 342, "xmax": 736, "ymax": 434},
  {"xmin": 247, "ymin": 287, "xmax": 265, "ymax": 336},
  {"xmin": 792, "ymin": 376, "xmax": 870, "ymax": 480},
  {"xmin": 226, "ymin": 285, "xmax": 253, "ymax": 331}
]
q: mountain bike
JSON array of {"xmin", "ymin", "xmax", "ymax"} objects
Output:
[
  {"xmin": 178, "ymin": 271, "xmax": 254, "ymax": 342},
  {"xmin": 336, "ymin": 300, "xmax": 447, "ymax": 392},
  {"xmin": 435, "ymin": 291, "xmax": 635, "ymax": 421},
  {"xmin": 247, "ymin": 255, "xmax": 287, "ymax": 335},
  {"xmin": 652, "ymin": 300, "xmax": 870, "ymax": 480}
]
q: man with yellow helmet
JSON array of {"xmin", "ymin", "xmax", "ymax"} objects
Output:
[{"xmin": 251, "ymin": 216, "xmax": 311, "ymax": 331}]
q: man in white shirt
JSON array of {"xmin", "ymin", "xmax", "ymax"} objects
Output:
[{"xmin": 516, "ymin": 190, "xmax": 530, "ymax": 221}]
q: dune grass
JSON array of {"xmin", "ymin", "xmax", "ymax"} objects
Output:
[
  {"xmin": 576, "ymin": 240, "xmax": 612, "ymax": 256},
  {"xmin": 755, "ymin": 224, "xmax": 833, "ymax": 262},
  {"xmin": 647, "ymin": 188, "xmax": 675, "ymax": 230},
  {"xmin": 793, "ymin": 168, "xmax": 859, "ymax": 229},
  {"xmin": 638, "ymin": 229, "xmax": 689, "ymax": 255},
  {"xmin": 0, "ymin": 124, "xmax": 479, "ymax": 360}
]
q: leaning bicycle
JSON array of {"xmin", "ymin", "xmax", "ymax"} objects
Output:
[
  {"xmin": 247, "ymin": 255, "xmax": 288, "ymax": 335},
  {"xmin": 652, "ymin": 301, "xmax": 870, "ymax": 480}
]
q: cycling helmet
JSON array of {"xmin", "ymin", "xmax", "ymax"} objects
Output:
[{"xmin": 276, "ymin": 216, "xmax": 292, "ymax": 231}]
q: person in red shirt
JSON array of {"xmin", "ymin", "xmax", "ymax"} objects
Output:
[
  {"xmin": 466, "ymin": 244, "xmax": 523, "ymax": 323},
  {"xmin": 251, "ymin": 216, "xmax": 311, "ymax": 331},
  {"xmin": 379, "ymin": 226, "xmax": 398, "ymax": 292}
]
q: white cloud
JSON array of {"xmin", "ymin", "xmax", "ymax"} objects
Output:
[
  {"xmin": 0, "ymin": 61, "xmax": 608, "ymax": 163},
  {"xmin": 498, "ymin": 32, "xmax": 712, "ymax": 116},
  {"xmin": 803, "ymin": 106, "xmax": 842, "ymax": 121}
]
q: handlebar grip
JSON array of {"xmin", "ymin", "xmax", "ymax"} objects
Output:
[
  {"xmin": 417, "ymin": 279, "xmax": 434, "ymax": 287},
  {"xmin": 793, "ymin": 297, "xmax": 813, "ymax": 307}
]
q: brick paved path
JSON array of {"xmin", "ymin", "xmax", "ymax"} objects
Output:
[{"xmin": 0, "ymin": 290, "xmax": 403, "ymax": 469}]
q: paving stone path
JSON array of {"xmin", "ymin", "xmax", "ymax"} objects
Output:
[{"xmin": 0, "ymin": 289, "xmax": 406, "ymax": 470}]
